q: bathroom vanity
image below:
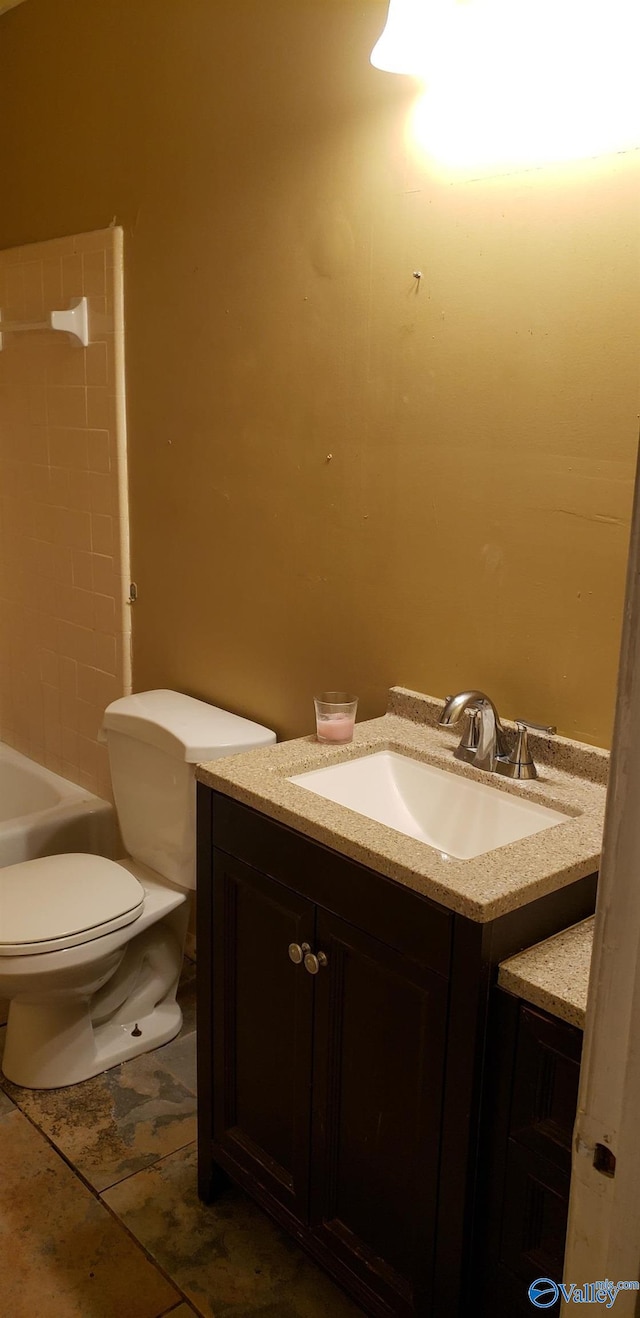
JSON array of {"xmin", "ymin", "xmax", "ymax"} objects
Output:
[
  {"xmin": 195, "ymin": 689, "xmax": 605, "ymax": 1318},
  {"xmin": 477, "ymin": 919, "xmax": 592, "ymax": 1316}
]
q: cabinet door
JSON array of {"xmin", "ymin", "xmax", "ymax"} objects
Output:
[
  {"xmin": 510, "ymin": 1005, "xmax": 582, "ymax": 1170},
  {"xmin": 211, "ymin": 851, "xmax": 315, "ymax": 1223},
  {"xmin": 500, "ymin": 1139, "xmax": 569, "ymax": 1306},
  {"xmin": 476, "ymin": 992, "xmax": 581, "ymax": 1318},
  {"xmin": 309, "ymin": 910, "xmax": 449, "ymax": 1317}
]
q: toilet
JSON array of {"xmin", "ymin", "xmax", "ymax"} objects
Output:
[{"xmin": 0, "ymin": 690, "xmax": 275, "ymax": 1090}]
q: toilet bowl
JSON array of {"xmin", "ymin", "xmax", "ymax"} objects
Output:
[{"xmin": 0, "ymin": 691, "xmax": 275, "ymax": 1089}]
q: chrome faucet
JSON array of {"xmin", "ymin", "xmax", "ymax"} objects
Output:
[
  {"xmin": 439, "ymin": 690, "xmax": 557, "ymax": 779},
  {"xmin": 439, "ymin": 690, "xmax": 508, "ymax": 772}
]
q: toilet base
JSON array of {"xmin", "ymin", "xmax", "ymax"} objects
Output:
[{"xmin": 3, "ymin": 998, "xmax": 183, "ymax": 1090}]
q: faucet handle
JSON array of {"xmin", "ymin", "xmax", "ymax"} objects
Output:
[
  {"xmin": 514, "ymin": 718, "xmax": 557, "ymax": 737},
  {"xmin": 507, "ymin": 723, "xmax": 536, "ymax": 779},
  {"xmin": 457, "ymin": 707, "xmax": 481, "ymax": 761},
  {"xmin": 497, "ymin": 718, "xmax": 556, "ymax": 781}
]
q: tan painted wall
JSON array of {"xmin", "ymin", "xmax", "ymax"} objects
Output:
[{"xmin": 0, "ymin": 0, "xmax": 638, "ymax": 747}]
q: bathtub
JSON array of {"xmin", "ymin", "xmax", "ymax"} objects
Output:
[{"xmin": 0, "ymin": 742, "xmax": 116, "ymax": 868}]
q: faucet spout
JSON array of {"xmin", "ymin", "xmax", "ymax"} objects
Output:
[
  {"xmin": 439, "ymin": 690, "xmax": 507, "ymax": 772},
  {"xmin": 439, "ymin": 690, "xmax": 490, "ymax": 727}
]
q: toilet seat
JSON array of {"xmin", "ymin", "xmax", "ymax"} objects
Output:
[{"xmin": 0, "ymin": 854, "xmax": 145, "ymax": 956}]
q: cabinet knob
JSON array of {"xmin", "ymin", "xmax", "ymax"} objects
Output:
[
  {"xmin": 304, "ymin": 951, "xmax": 328, "ymax": 975},
  {"xmin": 288, "ymin": 942, "xmax": 310, "ymax": 965}
]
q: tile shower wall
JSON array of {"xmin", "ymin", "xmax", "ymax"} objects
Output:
[{"xmin": 0, "ymin": 227, "xmax": 130, "ymax": 799}]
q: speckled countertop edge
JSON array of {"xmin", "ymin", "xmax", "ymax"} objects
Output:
[
  {"xmin": 498, "ymin": 917, "xmax": 594, "ymax": 1028},
  {"xmin": 196, "ymin": 687, "xmax": 607, "ymax": 924}
]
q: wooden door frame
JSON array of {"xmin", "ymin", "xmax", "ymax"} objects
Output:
[{"xmin": 564, "ymin": 438, "xmax": 640, "ymax": 1313}]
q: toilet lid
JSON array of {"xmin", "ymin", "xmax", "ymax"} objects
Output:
[{"xmin": 0, "ymin": 854, "xmax": 145, "ymax": 956}]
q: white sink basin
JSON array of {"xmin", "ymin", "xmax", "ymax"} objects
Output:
[{"xmin": 288, "ymin": 751, "xmax": 571, "ymax": 860}]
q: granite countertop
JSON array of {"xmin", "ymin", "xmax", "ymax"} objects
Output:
[
  {"xmin": 498, "ymin": 916, "xmax": 594, "ymax": 1028},
  {"xmin": 196, "ymin": 687, "xmax": 607, "ymax": 924}
]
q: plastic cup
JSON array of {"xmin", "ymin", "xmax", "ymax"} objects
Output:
[{"xmin": 314, "ymin": 692, "xmax": 358, "ymax": 744}]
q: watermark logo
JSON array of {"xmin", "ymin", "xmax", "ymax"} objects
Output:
[
  {"xmin": 528, "ymin": 1278, "xmax": 559, "ymax": 1309},
  {"xmin": 529, "ymin": 1278, "xmax": 640, "ymax": 1309}
]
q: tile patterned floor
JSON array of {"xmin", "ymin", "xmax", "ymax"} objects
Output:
[{"xmin": 0, "ymin": 961, "xmax": 364, "ymax": 1318}]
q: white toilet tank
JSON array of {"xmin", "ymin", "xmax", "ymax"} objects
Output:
[{"xmin": 102, "ymin": 690, "xmax": 276, "ymax": 889}]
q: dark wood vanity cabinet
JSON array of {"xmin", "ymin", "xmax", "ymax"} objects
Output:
[
  {"xmin": 207, "ymin": 846, "xmax": 449, "ymax": 1295},
  {"xmin": 196, "ymin": 786, "xmax": 596, "ymax": 1318},
  {"xmin": 476, "ymin": 991, "xmax": 583, "ymax": 1317}
]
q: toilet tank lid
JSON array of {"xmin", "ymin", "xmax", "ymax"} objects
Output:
[{"xmin": 102, "ymin": 689, "xmax": 276, "ymax": 762}]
